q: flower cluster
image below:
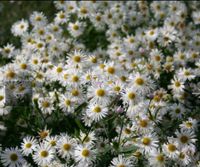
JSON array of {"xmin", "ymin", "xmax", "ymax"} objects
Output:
[{"xmin": 0, "ymin": 1, "xmax": 200, "ymax": 167}]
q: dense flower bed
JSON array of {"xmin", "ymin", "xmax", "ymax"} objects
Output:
[{"xmin": 0, "ymin": 1, "xmax": 200, "ymax": 167}]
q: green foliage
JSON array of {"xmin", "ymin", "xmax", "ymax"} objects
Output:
[{"xmin": 0, "ymin": 1, "xmax": 56, "ymax": 47}]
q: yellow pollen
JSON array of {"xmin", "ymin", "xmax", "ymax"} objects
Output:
[
  {"xmin": 180, "ymin": 135, "xmax": 188, "ymax": 144},
  {"xmin": 42, "ymin": 101, "xmax": 50, "ymax": 108},
  {"xmin": 40, "ymin": 150, "xmax": 48, "ymax": 158},
  {"xmin": 56, "ymin": 67, "xmax": 63, "ymax": 73},
  {"xmin": 80, "ymin": 8, "xmax": 88, "ymax": 14},
  {"xmin": 93, "ymin": 106, "xmax": 101, "ymax": 113},
  {"xmin": 73, "ymin": 55, "xmax": 81, "ymax": 62},
  {"xmin": 167, "ymin": 144, "xmax": 176, "ymax": 152},
  {"xmin": 6, "ymin": 71, "xmax": 16, "ymax": 79},
  {"xmin": 82, "ymin": 149, "xmax": 90, "ymax": 157},
  {"xmin": 63, "ymin": 143, "xmax": 71, "ymax": 151},
  {"xmin": 175, "ymin": 81, "xmax": 181, "ymax": 87},
  {"xmin": 185, "ymin": 122, "xmax": 192, "ymax": 128},
  {"xmin": 35, "ymin": 16, "xmax": 42, "ymax": 21},
  {"xmin": 114, "ymin": 86, "xmax": 121, "ymax": 92},
  {"xmin": 142, "ymin": 137, "xmax": 151, "ymax": 145},
  {"xmin": 124, "ymin": 128, "xmax": 131, "ymax": 134},
  {"xmin": 37, "ymin": 43, "xmax": 43, "ymax": 48},
  {"xmin": 135, "ymin": 77, "xmax": 144, "ymax": 85},
  {"xmin": 25, "ymin": 143, "xmax": 32, "ymax": 148},
  {"xmin": 139, "ymin": 120, "xmax": 148, "ymax": 127},
  {"xmin": 33, "ymin": 59, "xmax": 38, "ymax": 65},
  {"xmin": 96, "ymin": 89, "xmax": 105, "ymax": 97},
  {"xmin": 65, "ymin": 99, "xmax": 71, "ymax": 106},
  {"xmin": 10, "ymin": 153, "xmax": 18, "ymax": 161},
  {"xmin": 20, "ymin": 63, "xmax": 27, "ymax": 69},
  {"xmin": 72, "ymin": 75, "xmax": 79, "ymax": 82},
  {"xmin": 128, "ymin": 92, "xmax": 135, "ymax": 100},
  {"xmin": 71, "ymin": 89, "xmax": 79, "ymax": 96},
  {"xmin": 107, "ymin": 67, "xmax": 115, "ymax": 74},
  {"xmin": 50, "ymin": 140, "xmax": 56, "ymax": 146},
  {"xmin": 156, "ymin": 154, "xmax": 164, "ymax": 162},
  {"xmin": 0, "ymin": 96, "xmax": 4, "ymax": 101},
  {"xmin": 73, "ymin": 25, "xmax": 79, "ymax": 30}
]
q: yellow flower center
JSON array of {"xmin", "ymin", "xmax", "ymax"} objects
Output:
[
  {"xmin": 175, "ymin": 81, "xmax": 181, "ymax": 87},
  {"xmin": 39, "ymin": 131, "xmax": 48, "ymax": 139},
  {"xmin": 93, "ymin": 106, "xmax": 101, "ymax": 113},
  {"xmin": 96, "ymin": 15, "xmax": 101, "ymax": 21},
  {"xmin": 96, "ymin": 89, "xmax": 105, "ymax": 97},
  {"xmin": 107, "ymin": 67, "xmax": 115, "ymax": 74},
  {"xmin": 149, "ymin": 30, "xmax": 155, "ymax": 35},
  {"xmin": 133, "ymin": 151, "xmax": 142, "ymax": 158},
  {"xmin": 6, "ymin": 71, "xmax": 16, "ymax": 79},
  {"xmin": 37, "ymin": 43, "xmax": 43, "ymax": 48},
  {"xmin": 167, "ymin": 144, "xmax": 176, "ymax": 152},
  {"xmin": 128, "ymin": 92, "xmax": 135, "ymax": 100},
  {"xmin": 33, "ymin": 59, "xmax": 38, "ymax": 65},
  {"xmin": 63, "ymin": 143, "xmax": 71, "ymax": 151},
  {"xmin": 72, "ymin": 75, "xmax": 79, "ymax": 82},
  {"xmin": 185, "ymin": 122, "xmax": 192, "ymax": 128},
  {"xmin": 114, "ymin": 86, "xmax": 121, "ymax": 92},
  {"xmin": 73, "ymin": 55, "xmax": 81, "ymax": 62},
  {"xmin": 71, "ymin": 89, "xmax": 79, "ymax": 96},
  {"xmin": 20, "ymin": 63, "xmax": 27, "ymax": 69},
  {"xmin": 59, "ymin": 13, "xmax": 65, "ymax": 19},
  {"xmin": 65, "ymin": 99, "xmax": 71, "ymax": 106},
  {"xmin": 156, "ymin": 154, "xmax": 164, "ymax": 162},
  {"xmin": 80, "ymin": 7, "xmax": 88, "ymax": 14},
  {"xmin": 99, "ymin": 64, "xmax": 105, "ymax": 69},
  {"xmin": 155, "ymin": 55, "xmax": 161, "ymax": 61},
  {"xmin": 4, "ymin": 48, "xmax": 11, "ymax": 54},
  {"xmin": 42, "ymin": 101, "xmax": 50, "ymax": 108},
  {"xmin": 117, "ymin": 165, "xmax": 125, "ymax": 167},
  {"xmin": 40, "ymin": 150, "xmax": 48, "ymax": 158},
  {"xmin": 56, "ymin": 67, "xmax": 63, "ymax": 73},
  {"xmin": 0, "ymin": 95, "xmax": 4, "ymax": 101},
  {"xmin": 139, "ymin": 120, "xmax": 148, "ymax": 127},
  {"xmin": 84, "ymin": 136, "xmax": 90, "ymax": 143},
  {"xmin": 142, "ymin": 137, "xmax": 151, "ymax": 145},
  {"xmin": 82, "ymin": 149, "xmax": 90, "ymax": 157},
  {"xmin": 50, "ymin": 140, "xmax": 56, "ymax": 146},
  {"xmin": 35, "ymin": 16, "xmax": 42, "ymax": 21},
  {"xmin": 179, "ymin": 152, "xmax": 185, "ymax": 159},
  {"xmin": 124, "ymin": 128, "xmax": 131, "ymax": 134},
  {"xmin": 91, "ymin": 57, "xmax": 97, "ymax": 63},
  {"xmin": 10, "ymin": 153, "xmax": 18, "ymax": 161},
  {"xmin": 73, "ymin": 25, "xmax": 79, "ymax": 30},
  {"xmin": 180, "ymin": 135, "xmax": 189, "ymax": 144},
  {"xmin": 25, "ymin": 143, "xmax": 32, "ymax": 148},
  {"xmin": 135, "ymin": 77, "xmax": 144, "ymax": 85},
  {"xmin": 120, "ymin": 76, "xmax": 127, "ymax": 82}
]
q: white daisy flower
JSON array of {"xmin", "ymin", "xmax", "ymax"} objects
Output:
[
  {"xmin": 86, "ymin": 102, "xmax": 108, "ymax": 122},
  {"xmin": 74, "ymin": 144, "xmax": 95, "ymax": 165},
  {"xmin": 148, "ymin": 150, "xmax": 166, "ymax": 167},
  {"xmin": 163, "ymin": 137, "xmax": 179, "ymax": 158},
  {"xmin": 38, "ymin": 97, "xmax": 54, "ymax": 115},
  {"xmin": 21, "ymin": 136, "xmax": 37, "ymax": 156},
  {"xmin": 0, "ymin": 147, "xmax": 26, "ymax": 167},
  {"xmin": 56, "ymin": 134, "xmax": 77, "ymax": 159},
  {"xmin": 11, "ymin": 19, "xmax": 29, "ymax": 37},
  {"xmin": 137, "ymin": 133, "xmax": 159, "ymax": 153},
  {"xmin": 168, "ymin": 77, "xmax": 185, "ymax": 93},
  {"xmin": 110, "ymin": 154, "xmax": 133, "ymax": 167},
  {"xmin": 33, "ymin": 143, "xmax": 55, "ymax": 166}
]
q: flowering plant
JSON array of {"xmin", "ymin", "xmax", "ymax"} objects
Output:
[{"xmin": 0, "ymin": 1, "xmax": 200, "ymax": 167}]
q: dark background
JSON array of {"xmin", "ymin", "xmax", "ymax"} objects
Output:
[{"xmin": 0, "ymin": 1, "xmax": 56, "ymax": 47}]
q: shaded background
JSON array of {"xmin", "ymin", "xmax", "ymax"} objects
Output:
[{"xmin": 0, "ymin": 1, "xmax": 56, "ymax": 47}]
